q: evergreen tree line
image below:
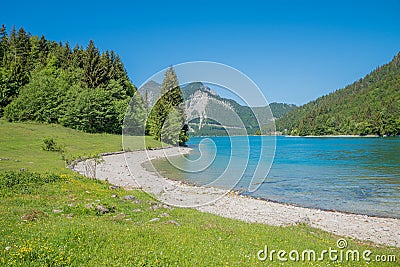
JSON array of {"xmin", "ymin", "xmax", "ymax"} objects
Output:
[
  {"xmin": 0, "ymin": 25, "xmax": 188, "ymax": 144},
  {"xmin": 0, "ymin": 25, "xmax": 135, "ymax": 133},
  {"xmin": 277, "ymin": 52, "xmax": 400, "ymax": 136}
]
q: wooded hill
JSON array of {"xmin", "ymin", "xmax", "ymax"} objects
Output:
[
  {"xmin": 277, "ymin": 52, "xmax": 400, "ymax": 136},
  {"xmin": 0, "ymin": 25, "xmax": 135, "ymax": 134}
]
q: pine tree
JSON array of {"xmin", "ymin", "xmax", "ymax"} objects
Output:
[
  {"xmin": 162, "ymin": 66, "xmax": 179, "ymax": 93},
  {"xmin": 28, "ymin": 36, "xmax": 40, "ymax": 68},
  {"xmin": 112, "ymin": 54, "xmax": 127, "ymax": 82},
  {"xmin": 82, "ymin": 40, "xmax": 104, "ymax": 88},
  {"xmin": 161, "ymin": 107, "xmax": 183, "ymax": 145},
  {"xmin": 0, "ymin": 25, "xmax": 8, "ymax": 66},
  {"xmin": 71, "ymin": 44, "xmax": 84, "ymax": 68},
  {"xmin": 60, "ymin": 41, "xmax": 72, "ymax": 68},
  {"xmin": 38, "ymin": 35, "xmax": 48, "ymax": 66},
  {"xmin": 9, "ymin": 26, "xmax": 16, "ymax": 62},
  {"xmin": 146, "ymin": 66, "xmax": 188, "ymax": 145},
  {"xmin": 0, "ymin": 27, "xmax": 31, "ymax": 113},
  {"xmin": 54, "ymin": 41, "xmax": 71, "ymax": 69},
  {"xmin": 15, "ymin": 27, "xmax": 31, "ymax": 67},
  {"xmin": 102, "ymin": 50, "xmax": 112, "ymax": 80}
]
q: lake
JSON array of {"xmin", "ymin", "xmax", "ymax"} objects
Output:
[{"xmin": 149, "ymin": 136, "xmax": 400, "ymax": 218}]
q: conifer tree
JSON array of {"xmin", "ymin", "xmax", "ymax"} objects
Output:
[
  {"xmin": 9, "ymin": 26, "xmax": 16, "ymax": 62},
  {"xmin": 83, "ymin": 40, "xmax": 103, "ymax": 88},
  {"xmin": 71, "ymin": 44, "xmax": 84, "ymax": 68},
  {"xmin": 15, "ymin": 27, "xmax": 31, "ymax": 67},
  {"xmin": 146, "ymin": 66, "xmax": 188, "ymax": 145},
  {"xmin": 0, "ymin": 25, "xmax": 8, "ymax": 65},
  {"xmin": 37, "ymin": 35, "xmax": 48, "ymax": 65}
]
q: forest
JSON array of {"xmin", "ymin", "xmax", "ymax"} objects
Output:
[
  {"xmin": 0, "ymin": 25, "xmax": 187, "ymax": 144},
  {"xmin": 0, "ymin": 25, "xmax": 136, "ymax": 134},
  {"xmin": 277, "ymin": 52, "xmax": 400, "ymax": 136}
]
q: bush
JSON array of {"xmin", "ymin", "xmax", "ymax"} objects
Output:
[
  {"xmin": 42, "ymin": 137, "xmax": 62, "ymax": 152},
  {"xmin": 60, "ymin": 89, "xmax": 125, "ymax": 134}
]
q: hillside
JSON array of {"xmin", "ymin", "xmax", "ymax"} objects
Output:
[
  {"xmin": 0, "ymin": 25, "xmax": 135, "ymax": 134},
  {"xmin": 277, "ymin": 52, "xmax": 400, "ymax": 136},
  {"xmin": 140, "ymin": 81, "xmax": 297, "ymax": 136}
]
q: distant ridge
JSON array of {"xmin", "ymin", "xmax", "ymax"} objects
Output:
[{"xmin": 140, "ymin": 81, "xmax": 297, "ymax": 136}]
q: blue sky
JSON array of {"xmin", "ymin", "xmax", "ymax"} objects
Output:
[{"xmin": 2, "ymin": 0, "xmax": 400, "ymax": 105}]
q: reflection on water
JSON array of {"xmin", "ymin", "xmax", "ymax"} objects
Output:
[{"xmin": 148, "ymin": 136, "xmax": 400, "ymax": 218}]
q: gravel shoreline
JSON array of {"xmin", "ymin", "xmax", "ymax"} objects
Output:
[{"xmin": 73, "ymin": 147, "xmax": 400, "ymax": 248}]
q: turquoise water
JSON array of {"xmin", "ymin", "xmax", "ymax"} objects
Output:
[{"xmin": 150, "ymin": 136, "xmax": 400, "ymax": 218}]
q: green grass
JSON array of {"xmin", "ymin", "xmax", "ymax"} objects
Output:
[
  {"xmin": 0, "ymin": 120, "xmax": 399, "ymax": 266},
  {"xmin": 0, "ymin": 119, "xmax": 163, "ymax": 173}
]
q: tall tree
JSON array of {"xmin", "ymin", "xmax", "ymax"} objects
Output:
[
  {"xmin": 82, "ymin": 40, "xmax": 105, "ymax": 88},
  {"xmin": 146, "ymin": 66, "xmax": 188, "ymax": 145},
  {"xmin": 15, "ymin": 27, "xmax": 31, "ymax": 67},
  {"xmin": 9, "ymin": 26, "xmax": 16, "ymax": 62},
  {"xmin": 0, "ymin": 27, "xmax": 31, "ymax": 114},
  {"xmin": 56, "ymin": 41, "xmax": 72, "ymax": 69},
  {"xmin": 0, "ymin": 25, "xmax": 8, "ymax": 65},
  {"xmin": 71, "ymin": 44, "xmax": 84, "ymax": 68},
  {"xmin": 37, "ymin": 35, "xmax": 48, "ymax": 66}
]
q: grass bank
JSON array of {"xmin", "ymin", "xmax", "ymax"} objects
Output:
[
  {"xmin": 0, "ymin": 119, "xmax": 162, "ymax": 173},
  {"xmin": 0, "ymin": 120, "xmax": 399, "ymax": 266}
]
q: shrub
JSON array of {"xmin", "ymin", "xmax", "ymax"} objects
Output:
[{"xmin": 42, "ymin": 137, "xmax": 62, "ymax": 152}]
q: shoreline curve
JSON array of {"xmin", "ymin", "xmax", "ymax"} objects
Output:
[{"xmin": 72, "ymin": 147, "xmax": 400, "ymax": 248}]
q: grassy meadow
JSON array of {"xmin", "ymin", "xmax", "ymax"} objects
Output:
[{"xmin": 0, "ymin": 120, "xmax": 399, "ymax": 266}]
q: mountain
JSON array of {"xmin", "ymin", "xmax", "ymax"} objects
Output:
[
  {"xmin": 277, "ymin": 52, "xmax": 400, "ymax": 136},
  {"xmin": 138, "ymin": 80, "xmax": 162, "ymax": 108},
  {"xmin": 269, "ymin": 103, "xmax": 298, "ymax": 118},
  {"xmin": 139, "ymin": 81, "xmax": 297, "ymax": 136}
]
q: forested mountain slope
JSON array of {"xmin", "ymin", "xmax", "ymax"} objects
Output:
[{"xmin": 277, "ymin": 52, "xmax": 400, "ymax": 136}]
